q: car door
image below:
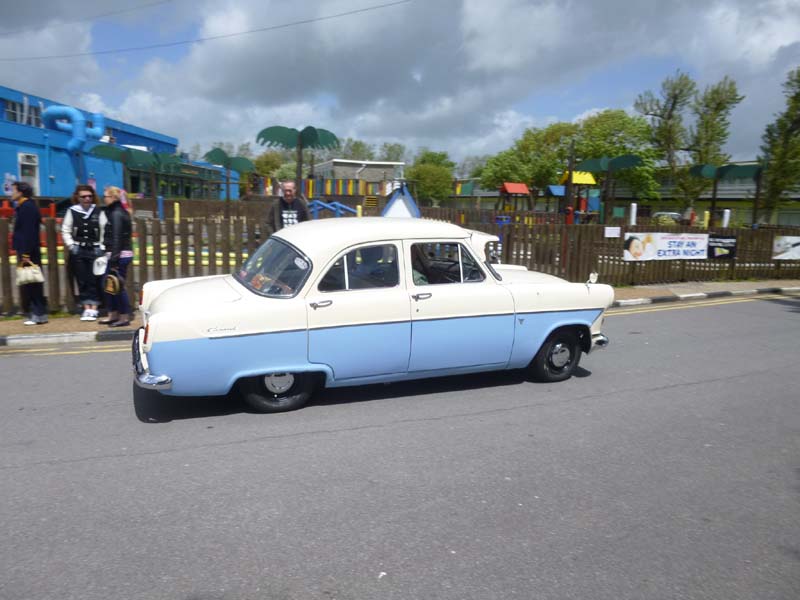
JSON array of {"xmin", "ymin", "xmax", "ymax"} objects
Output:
[
  {"xmin": 306, "ymin": 242, "xmax": 412, "ymax": 381},
  {"xmin": 405, "ymin": 240, "xmax": 515, "ymax": 372}
]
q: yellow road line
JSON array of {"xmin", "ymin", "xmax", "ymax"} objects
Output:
[{"xmin": 609, "ymin": 294, "xmax": 791, "ymax": 316}]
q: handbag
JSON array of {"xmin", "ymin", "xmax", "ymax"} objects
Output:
[
  {"xmin": 104, "ymin": 270, "xmax": 124, "ymax": 295},
  {"xmin": 93, "ymin": 255, "xmax": 108, "ymax": 276},
  {"xmin": 16, "ymin": 263, "xmax": 45, "ymax": 285}
]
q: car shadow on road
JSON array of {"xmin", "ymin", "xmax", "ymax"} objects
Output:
[
  {"xmin": 133, "ymin": 384, "xmax": 247, "ymax": 423},
  {"xmin": 133, "ymin": 367, "xmax": 594, "ymax": 422}
]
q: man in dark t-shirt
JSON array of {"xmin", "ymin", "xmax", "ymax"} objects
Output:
[{"xmin": 264, "ymin": 181, "xmax": 310, "ymax": 237}]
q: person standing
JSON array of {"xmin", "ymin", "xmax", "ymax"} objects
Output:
[
  {"xmin": 62, "ymin": 185, "xmax": 107, "ymax": 321},
  {"xmin": 99, "ymin": 186, "xmax": 133, "ymax": 327},
  {"xmin": 11, "ymin": 181, "xmax": 47, "ymax": 325},
  {"xmin": 264, "ymin": 181, "xmax": 310, "ymax": 237}
]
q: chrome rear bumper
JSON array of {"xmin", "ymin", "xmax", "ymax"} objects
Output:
[
  {"xmin": 589, "ymin": 333, "xmax": 609, "ymax": 353},
  {"xmin": 132, "ymin": 328, "xmax": 172, "ymax": 390}
]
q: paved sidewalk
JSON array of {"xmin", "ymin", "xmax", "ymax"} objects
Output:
[{"xmin": 1, "ymin": 279, "xmax": 799, "ymax": 346}]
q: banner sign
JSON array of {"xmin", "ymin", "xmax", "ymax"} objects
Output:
[
  {"xmin": 623, "ymin": 232, "xmax": 709, "ymax": 261},
  {"xmin": 708, "ymin": 235, "xmax": 737, "ymax": 260},
  {"xmin": 773, "ymin": 236, "xmax": 800, "ymax": 260}
]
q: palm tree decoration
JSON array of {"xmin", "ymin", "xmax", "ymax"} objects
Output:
[
  {"xmin": 203, "ymin": 148, "xmax": 255, "ymax": 201},
  {"xmin": 256, "ymin": 126, "xmax": 339, "ymax": 189}
]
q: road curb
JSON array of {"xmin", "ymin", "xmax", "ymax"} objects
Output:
[
  {"xmin": 611, "ymin": 286, "xmax": 798, "ymax": 308},
  {"xmin": 0, "ymin": 328, "xmax": 135, "ymax": 347}
]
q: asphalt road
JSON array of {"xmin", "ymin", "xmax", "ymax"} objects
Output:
[{"xmin": 1, "ymin": 294, "xmax": 799, "ymax": 600}]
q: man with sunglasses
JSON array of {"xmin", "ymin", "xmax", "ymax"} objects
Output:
[{"xmin": 62, "ymin": 185, "xmax": 107, "ymax": 321}]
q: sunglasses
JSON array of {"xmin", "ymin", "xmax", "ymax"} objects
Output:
[{"xmin": 79, "ymin": 194, "xmax": 94, "ymax": 199}]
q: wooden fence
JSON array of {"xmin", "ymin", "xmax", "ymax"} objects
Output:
[{"xmin": 1, "ymin": 215, "xmax": 799, "ymax": 315}]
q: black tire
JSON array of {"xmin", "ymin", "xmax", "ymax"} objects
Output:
[
  {"xmin": 238, "ymin": 372, "xmax": 315, "ymax": 413},
  {"xmin": 529, "ymin": 329, "xmax": 582, "ymax": 382}
]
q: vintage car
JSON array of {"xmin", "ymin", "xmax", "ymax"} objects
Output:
[{"xmin": 133, "ymin": 217, "xmax": 613, "ymax": 412}]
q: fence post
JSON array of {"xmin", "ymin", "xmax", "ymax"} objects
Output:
[
  {"xmin": 234, "ymin": 218, "xmax": 243, "ymax": 268},
  {"xmin": 0, "ymin": 219, "xmax": 12, "ymax": 315},
  {"xmin": 179, "ymin": 219, "xmax": 190, "ymax": 278},
  {"xmin": 166, "ymin": 220, "xmax": 176, "ymax": 280},
  {"xmin": 136, "ymin": 218, "xmax": 148, "ymax": 306},
  {"xmin": 44, "ymin": 219, "xmax": 60, "ymax": 312},
  {"xmin": 207, "ymin": 219, "xmax": 217, "ymax": 276},
  {"xmin": 152, "ymin": 219, "xmax": 162, "ymax": 281}
]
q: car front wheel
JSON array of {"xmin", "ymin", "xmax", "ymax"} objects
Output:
[
  {"xmin": 529, "ymin": 329, "xmax": 582, "ymax": 382},
  {"xmin": 238, "ymin": 372, "xmax": 314, "ymax": 413}
]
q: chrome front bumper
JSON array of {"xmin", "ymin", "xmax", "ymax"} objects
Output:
[
  {"xmin": 132, "ymin": 328, "xmax": 172, "ymax": 390},
  {"xmin": 589, "ymin": 333, "xmax": 609, "ymax": 353}
]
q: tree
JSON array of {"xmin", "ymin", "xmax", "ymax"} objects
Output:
[
  {"xmin": 576, "ymin": 109, "xmax": 660, "ymax": 200},
  {"xmin": 236, "ymin": 142, "xmax": 255, "ymax": 159},
  {"xmin": 513, "ymin": 122, "xmax": 578, "ymax": 198},
  {"xmin": 339, "ymin": 138, "xmax": 375, "ymax": 161},
  {"xmin": 479, "ymin": 149, "xmax": 530, "ymax": 190},
  {"xmin": 456, "ymin": 155, "xmax": 490, "ymax": 178},
  {"xmin": 256, "ymin": 125, "xmax": 339, "ymax": 188},
  {"xmin": 760, "ymin": 67, "xmax": 800, "ymax": 220},
  {"xmin": 378, "ymin": 142, "xmax": 406, "ymax": 162},
  {"xmin": 413, "ymin": 148, "xmax": 456, "ymax": 170},
  {"xmin": 210, "ymin": 141, "xmax": 235, "ymax": 157},
  {"xmin": 635, "ymin": 70, "xmax": 696, "ymax": 173},
  {"xmin": 636, "ymin": 71, "xmax": 744, "ymax": 210},
  {"xmin": 253, "ymin": 151, "xmax": 284, "ymax": 177},
  {"xmin": 188, "ymin": 143, "xmax": 202, "ymax": 161},
  {"xmin": 406, "ymin": 163, "xmax": 453, "ymax": 205}
]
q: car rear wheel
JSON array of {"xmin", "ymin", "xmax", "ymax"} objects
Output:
[
  {"xmin": 238, "ymin": 372, "xmax": 314, "ymax": 413},
  {"xmin": 529, "ymin": 329, "xmax": 582, "ymax": 382}
]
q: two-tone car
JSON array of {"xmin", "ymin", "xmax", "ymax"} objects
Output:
[{"xmin": 133, "ymin": 217, "xmax": 613, "ymax": 412}]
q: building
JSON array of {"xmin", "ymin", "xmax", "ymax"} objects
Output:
[
  {"xmin": 313, "ymin": 159, "xmax": 404, "ymax": 183},
  {"xmin": 0, "ymin": 85, "xmax": 237, "ymax": 200}
]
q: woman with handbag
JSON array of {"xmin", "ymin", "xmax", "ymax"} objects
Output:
[
  {"xmin": 62, "ymin": 185, "xmax": 107, "ymax": 321},
  {"xmin": 99, "ymin": 186, "xmax": 133, "ymax": 327},
  {"xmin": 11, "ymin": 181, "xmax": 48, "ymax": 325}
]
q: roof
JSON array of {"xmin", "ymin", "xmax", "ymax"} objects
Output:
[
  {"xmin": 547, "ymin": 185, "xmax": 565, "ymax": 197},
  {"xmin": 314, "ymin": 158, "xmax": 406, "ymax": 169},
  {"xmin": 559, "ymin": 171, "xmax": 597, "ymax": 185},
  {"xmin": 274, "ymin": 217, "xmax": 468, "ymax": 263},
  {"xmin": 500, "ymin": 182, "xmax": 529, "ymax": 195}
]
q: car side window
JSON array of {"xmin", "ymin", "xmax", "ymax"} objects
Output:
[
  {"xmin": 411, "ymin": 242, "xmax": 485, "ymax": 285},
  {"xmin": 319, "ymin": 244, "xmax": 399, "ymax": 292}
]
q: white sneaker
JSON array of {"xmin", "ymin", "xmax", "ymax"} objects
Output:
[
  {"xmin": 85, "ymin": 309, "xmax": 98, "ymax": 321},
  {"xmin": 80, "ymin": 309, "xmax": 91, "ymax": 321},
  {"xmin": 23, "ymin": 319, "xmax": 36, "ymax": 326}
]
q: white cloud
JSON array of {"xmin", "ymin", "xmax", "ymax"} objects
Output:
[{"xmin": 2, "ymin": 0, "xmax": 799, "ymax": 162}]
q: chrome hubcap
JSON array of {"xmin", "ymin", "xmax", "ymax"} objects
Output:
[
  {"xmin": 263, "ymin": 373, "xmax": 294, "ymax": 395},
  {"xmin": 549, "ymin": 343, "xmax": 572, "ymax": 369}
]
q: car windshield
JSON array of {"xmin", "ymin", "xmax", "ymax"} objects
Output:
[{"xmin": 235, "ymin": 238, "xmax": 312, "ymax": 297}]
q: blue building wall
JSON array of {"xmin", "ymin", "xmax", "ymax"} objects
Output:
[{"xmin": 0, "ymin": 86, "xmax": 239, "ymax": 200}]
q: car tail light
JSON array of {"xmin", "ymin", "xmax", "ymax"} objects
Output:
[{"xmin": 143, "ymin": 324, "xmax": 150, "ymax": 345}]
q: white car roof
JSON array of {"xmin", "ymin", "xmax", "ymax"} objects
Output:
[{"xmin": 274, "ymin": 217, "xmax": 471, "ymax": 262}]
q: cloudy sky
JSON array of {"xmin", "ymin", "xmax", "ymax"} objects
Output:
[{"xmin": 1, "ymin": 0, "xmax": 799, "ymax": 161}]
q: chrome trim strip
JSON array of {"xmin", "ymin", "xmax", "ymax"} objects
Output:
[
  {"xmin": 589, "ymin": 333, "xmax": 609, "ymax": 353},
  {"xmin": 132, "ymin": 328, "xmax": 172, "ymax": 390}
]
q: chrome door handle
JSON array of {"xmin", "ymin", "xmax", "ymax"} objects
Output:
[
  {"xmin": 310, "ymin": 300, "xmax": 333, "ymax": 310},
  {"xmin": 412, "ymin": 293, "xmax": 432, "ymax": 301}
]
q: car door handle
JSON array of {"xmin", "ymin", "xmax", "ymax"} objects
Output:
[
  {"xmin": 309, "ymin": 300, "xmax": 333, "ymax": 310},
  {"xmin": 412, "ymin": 293, "xmax": 432, "ymax": 301}
]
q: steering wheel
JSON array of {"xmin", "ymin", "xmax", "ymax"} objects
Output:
[{"xmin": 267, "ymin": 280, "xmax": 293, "ymax": 295}]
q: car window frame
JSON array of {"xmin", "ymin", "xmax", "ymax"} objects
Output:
[
  {"xmin": 316, "ymin": 241, "xmax": 403, "ymax": 294},
  {"xmin": 408, "ymin": 239, "xmax": 487, "ymax": 287}
]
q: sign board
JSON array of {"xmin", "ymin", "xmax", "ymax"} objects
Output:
[
  {"xmin": 773, "ymin": 236, "xmax": 800, "ymax": 260},
  {"xmin": 604, "ymin": 226, "xmax": 621, "ymax": 238},
  {"xmin": 708, "ymin": 235, "xmax": 737, "ymax": 260},
  {"xmin": 623, "ymin": 232, "xmax": 709, "ymax": 261}
]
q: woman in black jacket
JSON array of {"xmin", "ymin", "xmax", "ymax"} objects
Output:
[
  {"xmin": 62, "ymin": 185, "xmax": 106, "ymax": 321},
  {"xmin": 11, "ymin": 182, "xmax": 47, "ymax": 325},
  {"xmin": 99, "ymin": 186, "xmax": 133, "ymax": 327}
]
